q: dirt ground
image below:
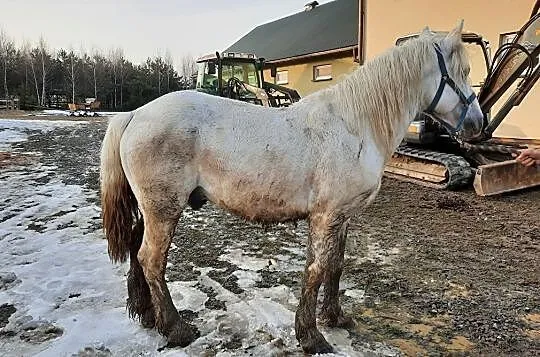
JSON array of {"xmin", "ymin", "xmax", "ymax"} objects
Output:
[{"xmin": 1, "ymin": 117, "xmax": 539, "ymax": 356}]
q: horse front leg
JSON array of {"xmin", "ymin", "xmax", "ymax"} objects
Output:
[
  {"xmin": 320, "ymin": 219, "xmax": 354, "ymax": 328},
  {"xmin": 137, "ymin": 212, "xmax": 195, "ymax": 347},
  {"xmin": 295, "ymin": 212, "xmax": 345, "ymax": 354}
]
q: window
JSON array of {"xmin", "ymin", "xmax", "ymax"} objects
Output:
[
  {"xmin": 498, "ymin": 31, "xmax": 533, "ymax": 78},
  {"xmin": 276, "ymin": 70, "xmax": 288, "ymax": 85},
  {"xmin": 313, "ymin": 64, "xmax": 332, "ymax": 81},
  {"xmin": 499, "ymin": 31, "xmax": 517, "ymax": 47},
  {"xmin": 463, "ymin": 42, "xmax": 488, "ymax": 88},
  {"xmin": 195, "ymin": 61, "xmax": 218, "ymax": 95},
  {"xmin": 221, "ymin": 61, "xmax": 259, "ymax": 87}
]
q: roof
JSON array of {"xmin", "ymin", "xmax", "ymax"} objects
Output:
[
  {"xmin": 224, "ymin": 0, "xmax": 358, "ymax": 62},
  {"xmin": 196, "ymin": 52, "xmax": 258, "ymax": 63}
]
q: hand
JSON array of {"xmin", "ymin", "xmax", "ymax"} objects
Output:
[{"xmin": 513, "ymin": 148, "xmax": 540, "ymax": 167}]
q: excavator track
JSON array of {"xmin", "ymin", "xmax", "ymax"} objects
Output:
[{"xmin": 384, "ymin": 145, "xmax": 474, "ymax": 190}]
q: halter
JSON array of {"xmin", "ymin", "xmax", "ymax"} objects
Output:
[{"xmin": 424, "ymin": 43, "xmax": 476, "ymax": 134}]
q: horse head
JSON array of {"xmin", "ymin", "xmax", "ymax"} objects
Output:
[{"xmin": 420, "ymin": 21, "xmax": 484, "ymax": 140}]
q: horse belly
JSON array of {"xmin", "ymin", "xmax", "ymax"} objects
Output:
[{"xmin": 199, "ymin": 173, "xmax": 310, "ymax": 223}]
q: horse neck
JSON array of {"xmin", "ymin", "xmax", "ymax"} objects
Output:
[{"xmin": 318, "ymin": 41, "xmax": 429, "ymax": 159}]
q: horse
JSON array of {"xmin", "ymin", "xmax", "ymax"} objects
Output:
[{"xmin": 100, "ymin": 22, "xmax": 483, "ymax": 354}]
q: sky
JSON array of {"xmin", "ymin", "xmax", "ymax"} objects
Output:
[{"xmin": 0, "ymin": 0, "xmax": 332, "ymax": 67}]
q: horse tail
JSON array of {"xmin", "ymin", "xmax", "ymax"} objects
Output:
[{"xmin": 100, "ymin": 112, "xmax": 141, "ymax": 263}]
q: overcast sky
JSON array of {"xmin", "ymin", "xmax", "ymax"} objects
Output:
[{"xmin": 1, "ymin": 0, "xmax": 331, "ymax": 67}]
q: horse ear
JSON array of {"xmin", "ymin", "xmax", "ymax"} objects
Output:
[
  {"xmin": 456, "ymin": 19, "xmax": 464, "ymax": 33},
  {"xmin": 446, "ymin": 19, "xmax": 464, "ymax": 47},
  {"xmin": 448, "ymin": 20, "xmax": 464, "ymax": 39},
  {"xmin": 421, "ymin": 26, "xmax": 432, "ymax": 37}
]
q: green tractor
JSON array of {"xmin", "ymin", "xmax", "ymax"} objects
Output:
[{"xmin": 195, "ymin": 52, "xmax": 300, "ymax": 107}]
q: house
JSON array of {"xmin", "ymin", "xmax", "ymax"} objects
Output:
[
  {"xmin": 225, "ymin": 0, "xmax": 361, "ymax": 96},
  {"xmin": 226, "ymin": 0, "xmax": 538, "ymax": 140}
]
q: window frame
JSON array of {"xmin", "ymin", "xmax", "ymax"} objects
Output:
[
  {"xmin": 499, "ymin": 31, "xmax": 517, "ymax": 47},
  {"xmin": 275, "ymin": 70, "xmax": 289, "ymax": 85},
  {"xmin": 498, "ymin": 31, "xmax": 530, "ymax": 78},
  {"xmin": 313, "ymin": 64, "xmax": 332, "ymax": 82}
]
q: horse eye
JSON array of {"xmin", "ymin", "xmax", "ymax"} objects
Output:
[{"xmin": 464, "ymin": 67, "xmax": 470, "ymax": 77}]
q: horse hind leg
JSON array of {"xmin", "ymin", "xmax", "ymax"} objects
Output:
[
  {"xmin": 126, "ymin": 219, "xmax": 155, "ymax": 328},
  {"xmin": 138, "ymin": 209, "xmax": 195, "ymax": 347}
]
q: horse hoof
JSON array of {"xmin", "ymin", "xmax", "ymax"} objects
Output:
[
  {"xmin": 299, "ymin": 330, "xmax": 334, "ymax": 354},
  {"xmin": 166, "ymin": 322, "xmax": 196, "ymax": 348}
]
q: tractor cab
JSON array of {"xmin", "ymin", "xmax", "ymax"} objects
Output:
[
  {"xmin": 196, "ymin": 52, "xmax": 268, "ymax": 105},
  {"xmin": 195, "ymin": 52, "xmax": 301, "ymax": 107}
]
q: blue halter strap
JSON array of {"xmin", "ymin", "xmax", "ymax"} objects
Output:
[{"xmin": 424, "ymin": 43, "xmax": 477, "ymax": 134}]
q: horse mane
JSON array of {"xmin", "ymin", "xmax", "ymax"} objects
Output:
[{"xmin": 303, "ymin": 33, "xmax": 469, "ymax": 159}]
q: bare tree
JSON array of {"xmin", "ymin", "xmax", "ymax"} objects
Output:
[
  {"xmin": 0, "ymin": 28, "xmax": 14, "ymax": 99},
  {"xmin": 155, "ymin": 49, "xmax": 163, "ymax": 96},
  {"xmin": 164, "ymin": 49, "xmax": 174, "ymax": 93},
  {"xmin": 180, "ymin": 54, "xmax": 197, "ymax": 89},
  {"xmin": 109, "ymin": 47, "xmax": 124, "ymax": 109},
  {"xmin": 68, "ymin": 47, "xmax": 76, "ymax": 104},
  {"xmin": 108, "ymin": 48, "xmax": 117, "ymax": 108},
  {"xmin": 22, "ymin": 41, "xmax": 40, "ymax": 106},
  {"xmin": 92, "ymin": 56, "xmax": 97, "ymax": 99},
  {"xmin": 23, "ymin": 43, "xmax": 28, "ymax": 100},
  {"xmin": 119, "ymin": 50, "xmax": 124, "ymax": 108},
  {"xmin": 38, "ymin": 36, "xmax": 49, "ymax": 106},
  {"xmin": 90, "ymin": 48, "xmax": 100, "ymax": 99}
]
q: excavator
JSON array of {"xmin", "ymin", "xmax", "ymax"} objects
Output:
[{"xmin": 385, "ymin": 5, "xmax": 540, "ymax": 196}]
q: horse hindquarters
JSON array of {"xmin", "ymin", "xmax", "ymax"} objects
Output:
[
  {"xmin": 118, "ymin": 117, "xmax": 200, "ymax": 346},
  {"xmin": 100, "ymin": 113, "xmax": 154, "ymax": 327}
]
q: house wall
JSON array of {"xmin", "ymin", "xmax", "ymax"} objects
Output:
[
  {"xmin": 264, "ymin": 53, "xmax": 359, "ymax": 97},
  {"xmin": 364, "ymin": 0, "xmax": 539, "ymax": 139}
]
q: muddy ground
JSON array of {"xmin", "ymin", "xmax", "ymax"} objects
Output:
[{"xmin": 0, "ymin": 117, "xmax": 539, "ymax": 356}]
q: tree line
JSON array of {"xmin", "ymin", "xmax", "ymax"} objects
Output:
[{"xmin": 0, "ymin": 29, "xmax": 197, "ymax": 111}]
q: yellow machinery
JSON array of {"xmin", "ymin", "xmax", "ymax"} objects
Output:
[{"xmin": 385, "ymin": 7, "xmax": 540, "ymax": 196}]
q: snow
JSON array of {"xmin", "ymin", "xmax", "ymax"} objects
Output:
[
  {"xmin": 39, "ymin": 109, "xmax": 71, "ymax": 116},
  {"xmin": 0, "ymin": 123, "xmax": 164, "ymax": 356},
  {"xmin": 31, "ymin": 109, "xmax": 124, "ymax": 117},
  {"xmin": 0, "ymin": 118, "xmax": 399, "ymax": 356},
  {"xmin": 0, "ymin": 119, "xmax": 164, "ymax": 356},
  {"xmin": 0, "ymin": 129, "xmax": 27, "ymax": 150}
]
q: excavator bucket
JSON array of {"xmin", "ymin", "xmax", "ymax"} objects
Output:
[{"xmin": 473, "ymin": 159, "xmax": 540, "ymax": 196}]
